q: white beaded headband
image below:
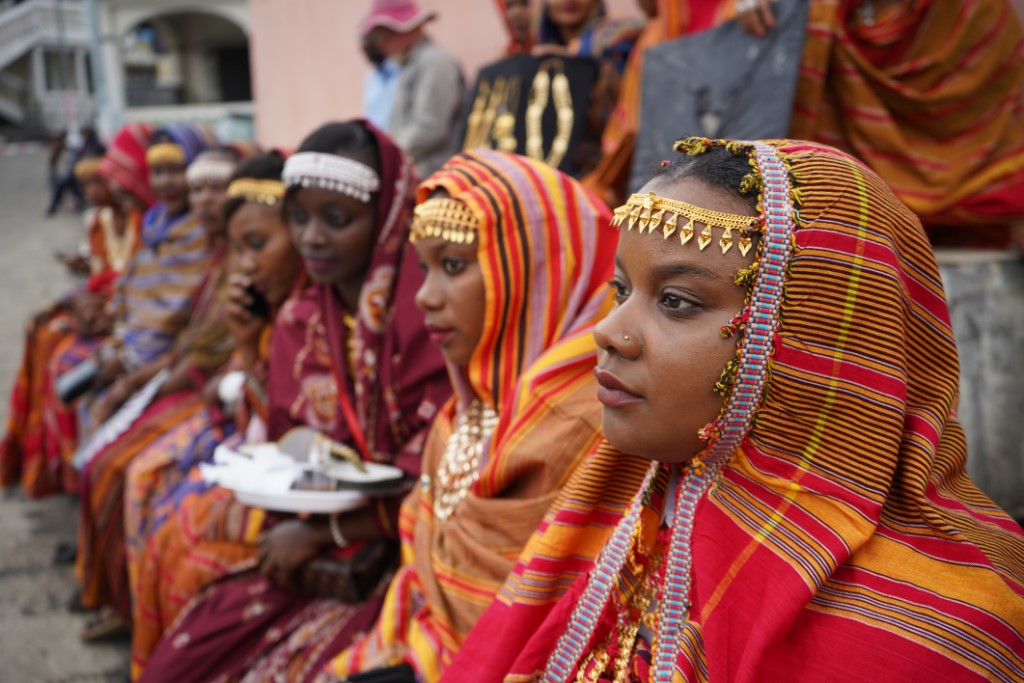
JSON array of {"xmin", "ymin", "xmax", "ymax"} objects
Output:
[
  {"xmin": 282, "ymin": 152, "xmax": 381, "ymax": 203},
  {"xmin": 185, "ymin": 158, "xmax": 236, "ymax": 186}
]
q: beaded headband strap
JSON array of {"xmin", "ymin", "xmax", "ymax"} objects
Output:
[
  {"xmin": 226, "ymin": 178, "xmax": 286, "ymax": 206},
  {"xmin": 282, "ymin": 152, "xmax": 380, "ymax": 203},
  {"xmin": 146, "ymin": 142, "xmax": 186, "ymax": 166},
  {"xmin": 73, "ymin": 157, "xmax": 102, "ymax": 180},
  {"xmin": 409, "ymin": 198, "xmax": 480, "ymax": 244},
  {"xmin": 611, "ymin": 191, "xmax": 759, "ymax": 256},
  {"xmin": 185, "ymin": 158, "xmax": 236, "ymax": 186}
]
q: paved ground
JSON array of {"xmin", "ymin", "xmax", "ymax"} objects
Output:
[{"xmin": 0, "ymin": 149, "xmax": 130, "ymax": 682}]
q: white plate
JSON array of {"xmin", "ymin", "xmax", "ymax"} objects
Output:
[
  {"xmin": 230, "ymin": 486, "xmax": 369, "ymax": 514},
  {"xmin": 322, "ymin": 460, "xmax": 405, "ymax": 486}
]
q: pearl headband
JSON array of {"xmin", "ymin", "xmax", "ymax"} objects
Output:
[
  {"xmin": 282, "ymin": 152, "xmax": 380, "ymax": 203},
  {"xmin": 185, "ymin": 159, "xmax": 236, "ymax": 186}
]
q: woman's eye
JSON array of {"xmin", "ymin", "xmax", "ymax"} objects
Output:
[
  {"xmin": 287, "ymin": 207, "xmax": 308, "ymax": 225},
  {"xmin": 245, "ymin": 237, "xmax": 266, "ymax": 251},
  {"xmin": 659, "ymin": 292, "xmax": 695, "ymax": 311},
  {"xmin": 609, "ymin": 279, "xmax": 628, "ymax": 303},
  {"xmin": 325, "ymin": 211, "xmax": 351, "ymax": 228},
  {"xmin": 442, "ymin": 258, "xmax": 466, "ymax": 275}
]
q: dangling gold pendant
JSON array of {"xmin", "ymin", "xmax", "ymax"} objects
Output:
[
  {"xmin": 738, "ymin": 233, "xmax": 753, "ymax": 257},
  {"xmin": 663, "ymin": 212, "xmax": 678, "ymax": 239},
  {"xmin": 720, "ymin": 226, "xmax": 734, "ymax": 254},
  {"xmin": 678, "ymin": 216, "xmax": 694, "ymax": 245},
  {"xmin": 697, "ymin": 224, "xmax": 713, "ymax": 250}
]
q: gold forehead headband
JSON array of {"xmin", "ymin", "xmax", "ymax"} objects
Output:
[
  {"xmin": 146, "ymin": 142, "xmax": 186, "ymax": 166},
  {"xmin": 410, "ymin": 198, "xmax": 480, "ymax": 244},
  {"xmin": 611, "ymin": 191, "xmax": 760, "ymax": 256},
  {"xmin": 226, "ymin": 178, "xmax": 286, "ymax": 206},
  {"xmin": 73, "ymin": 157, "xmax": 103, "ymax": 180}
]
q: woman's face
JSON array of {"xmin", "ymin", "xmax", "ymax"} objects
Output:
[
  {"xmin": 80, "ymin": 173, "xmax": 112, "ymax": 208},
  {"xmin": 593, "ymin": 177, "xmax": 756, "ymax": 463},
  {"xmin": 286, "ymin": 177, "xmax": 377, "ymax": 290},
  {"xmin": 546, "ymin": 0, "xmax": 599, "ymax": 30},
  {"xmin": 506, "ymin": 0, "xmax": 532, "ymax": 45},
  {"xmin": 149, "ymin": 156, "xmax": 189, "ymax": 215},
  {"xmin": 188, "ymin": 151, "xmax": 235, "ymax": 238},
  {"xmin": 413, "ymin": 235, "xmax": 486, "ymax": 368},
  {"xmin": 228, "ymin": 202, "xmax": 302, "ymax": 308}
]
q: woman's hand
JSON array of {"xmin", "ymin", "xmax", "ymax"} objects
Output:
[
  {"xmin": 225, "ymin": 273, "xmax": 265, "ymax": 358},
  {"xmin": 256, "ymin": 519, "xmax": 329, "ymax": 589},
  {"xmin": 90, "ymin": 377, "xmax": 130, "ymax": 424},
  {"xmin": 735, "ymin": 0, "xmax": 776, "ymax": 37},
  {"xmin": 94, "ymin": 353, "xmax": 124, "ymax": 389}
]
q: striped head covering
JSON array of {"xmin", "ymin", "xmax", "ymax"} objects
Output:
[
  {"xmin": 444, "ymin": 140, "xmax": 1024, "ymax": 682},
  {"xmin": 152, "ymin": 122, "xmax": 218, "ymax": 166},
  {"xmin": 328, "ymin": 150, "xmax": 618, "ymax": 681},
  {"xmin": 98, "ymin": 122, "xmax": 155, "ymax": 208}
]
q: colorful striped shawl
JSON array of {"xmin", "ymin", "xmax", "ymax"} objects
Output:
[
  {"xmin": 443, "ymin": 140, "xmax": 1024, "ymax": 683},
  {"xmin": 791, "ymin": 0, "xmax": 1024, "ymax": 234},
  {"xmin": 328, "ymin": 150, "xmax": 618, "ymax": 681}
]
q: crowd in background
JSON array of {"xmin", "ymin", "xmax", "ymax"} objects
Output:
[{"xmin": 3, "ymin": 1, "xmax": 1024, "ymax": 682}]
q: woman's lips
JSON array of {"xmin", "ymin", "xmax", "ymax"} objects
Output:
[
  {"xmin": 594, "ymin": 368, "xmax": 643, "ymax": 408},
  {"xmin": 301, "ymin": 254, "xmax": 337, "ymax": 272},
  {"xmin": 425, "ymin": 325, "xmax": 454, "ymax": 346}
]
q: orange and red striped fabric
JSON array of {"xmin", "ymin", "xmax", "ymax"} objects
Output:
[
  {"xmin": 445, "ymin": 139, "xmax": 1024, "ymax": 682},
  {"xmin": 791, "ymin": 0, "xmax": 1024, "ymax": 241},
  {"xmin": 328, "ymin": 150, "xmax": 618, "ymax": 682}
]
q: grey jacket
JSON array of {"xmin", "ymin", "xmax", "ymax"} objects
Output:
[{"xmin": 388, "ymin": 37, "xmax": 465, "ymax": 177}]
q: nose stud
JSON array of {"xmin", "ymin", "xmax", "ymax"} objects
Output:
[{"xmin": 623, "ymin": 334, "xmax": 630, "ymax": 341}]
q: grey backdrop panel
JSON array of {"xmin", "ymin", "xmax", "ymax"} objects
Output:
[{"xmin": 630, "ymin": 0, "xmax": 809, "ymax": 191}]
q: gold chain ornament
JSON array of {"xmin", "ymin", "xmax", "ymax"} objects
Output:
[{"xmin": 611, "ymin": 192, "xmax": 759, "ymax": 256}]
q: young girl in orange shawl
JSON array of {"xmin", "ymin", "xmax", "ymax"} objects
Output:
[
  {"xmin": 325, "ymin": 149, "xmax": 618, "ymax": 682},
  {"xmin": 445, "ymin": 139, "xmax": 1024, "ymax": 682}
]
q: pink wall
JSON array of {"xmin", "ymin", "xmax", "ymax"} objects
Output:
[{"xmin": 247, "ymin": 0, "xmax": 641, "ymax": 149}]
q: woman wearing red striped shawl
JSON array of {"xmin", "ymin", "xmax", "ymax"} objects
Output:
[
  {"xmin": 0, "ymin": 123, "xmax": 153, "ymax": 496},
  {"xmin": 325, "ymin": 149, "xmax": 617, "ymax": 682},
  {"xmin": 445, "ymin": 139, "xmax": 1024, "ymax": 683}
]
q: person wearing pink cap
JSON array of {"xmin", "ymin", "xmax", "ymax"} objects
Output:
[{"xmin": 361, "ymin": 0, "xmax": 465, "ymax": 176}]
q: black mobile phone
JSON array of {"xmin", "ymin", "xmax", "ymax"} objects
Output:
[{"xmin": 243, "ymin": 284, "xmax": 270, "ymax": 319}]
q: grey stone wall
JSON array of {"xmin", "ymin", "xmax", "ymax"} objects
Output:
[{"xmin": 939, "ymin": 252, "xmax": 1024, "ymax": 520}]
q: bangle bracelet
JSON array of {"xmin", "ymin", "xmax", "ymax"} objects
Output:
[{"xmin": 329, "ymin": 514, "xmax": 348, "ymax": 548}]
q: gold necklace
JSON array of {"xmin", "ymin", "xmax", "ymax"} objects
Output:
[
  {"xmin": 431, "ymin": 400, "xmax": 499, "ymax": 524},
  {"xmin": 100, "ymin": 209, "xmax": 136, "ymax": 272},
  {"xmin": 464, "ymin": 80, "xmax": 491, "ymax": 150},
  {"xmin": 525, "ymin": 60, "xmax": 574, "ymax": 169},
  {"xmin": 491, "ymin": 76, "xmax": 521, "ymax": 153}
]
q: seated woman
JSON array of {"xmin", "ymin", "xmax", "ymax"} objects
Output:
[
  {"xmin": 136, "ymin": 121, "xmax": 451, "ymax": 683},
  {"xmin": 445, "ymin": 139, "xmax": 1024, "ymax": 682},
  {"xmin": 76, "ymin": 138, "xmax": 235, "ymax": 638},
  {"xmin": 127, "ymin": 151, "xmax": 302, "ymax": 672},
  {"xmin": 323, "ymin": 149, "xmax": 617, "ymax": 682},
  {"xmin": 0, "ymin": 124, "xmax": 153, "ymax": 497}
]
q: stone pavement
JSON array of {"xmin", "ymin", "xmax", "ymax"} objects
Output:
[{"xmin": 0, "ymin": 149, "xmax": 130, "ymax": 683}]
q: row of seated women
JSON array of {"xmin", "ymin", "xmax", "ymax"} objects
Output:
[{"xmin": 3, "ymin": 116, "xmax": 1024, "ymax": 682}]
